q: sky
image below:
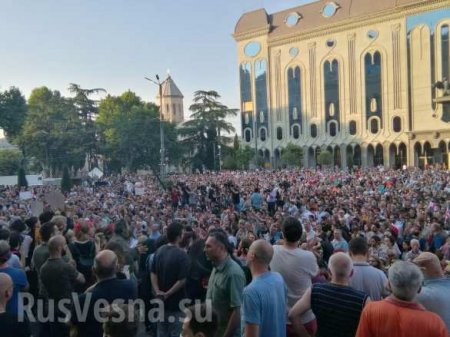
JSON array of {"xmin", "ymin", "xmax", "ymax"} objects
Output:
[{"xmin": 0, "ymin": 0, "xmax": 314, "ymax": 133}]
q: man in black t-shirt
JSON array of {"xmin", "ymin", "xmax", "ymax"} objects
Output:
[
  {"xmin": 151, "ymin": 222, "xmax": 189, "ymax": 337},
  {"xmin": 0, "ymin": 273, "xmax": 30, "ymax": 337}
]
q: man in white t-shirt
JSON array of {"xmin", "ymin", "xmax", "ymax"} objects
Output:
[{"xmin": 270, "ymin": 217, "xmax": 318, "ymax": 337}]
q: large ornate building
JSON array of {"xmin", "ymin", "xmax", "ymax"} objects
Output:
[{"xmin": 234, "ymin": 0, "xmax": 450, "ymax": 168}]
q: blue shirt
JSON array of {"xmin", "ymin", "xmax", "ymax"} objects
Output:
[
  {"xmin": 0, "ymin": 266, "xmax": 28, "ymax": 315},
  {"xmin": 332, "ymin": 239, "xmax": 349, "ymax": 252},
  {"xmin": 242, "ymin": 271, "xmax": 287, "ymax": 337},
  {"xmin": 250, "ymin": 192, "xmax": 263, "ymax": 210},
  {"xmin": 417, "ymin": 277, "xmax": 450, "ymax": 331}
]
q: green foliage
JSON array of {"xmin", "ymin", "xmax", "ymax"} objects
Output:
[
  {"xmin": 280, "ymin": 143, "xmax": 303, "ymax": 167},
  {"xmin": 178, "ymin": 90, "xmax": 238, "ymax": 171},
  {"xmin": 97, "ymin": 91, "xmax": 183, "ymax": 173},
  {"xmin": 236, "ymin": 145, "xmax": 254, "ymax": 169},
  {"xmin": 17, "ymin": 167, "xmax": 28, "ymax": 188},
  {"xmin": 317, "ymin": 150, "xmax": 333, "ymax": 166},
  {"xmin": 61, "ymin": 166, "xmax": 72, "ymax": 192},
  {"xmin": 68, "ymin": 84, "xmax": 106, "ymax": 170},
  {"xmin": 0, "ymin": 149, "xmax": 23, "ymax": 175},
  {"xmin": 18, "ymin": 87, "xmax": 87, "ymax": 176},
  {"xmin": 0, "ymin": 87, "xmax": 27, "ymax": 142}
]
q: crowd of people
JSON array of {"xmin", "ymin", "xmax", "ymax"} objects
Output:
[{"xmin": 0, "ymin": 166, "xmax": 449, "ymax": 337}]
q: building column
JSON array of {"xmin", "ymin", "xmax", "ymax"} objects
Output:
[
  {"xmin": 361, "ymin": 144, "xmax": 368, "ymax": 168},
  {"xmin": 383, "ymin": 143, "xmax": 391, "ymax": 168},
  {"xmin": 408, "ymin": 141, "xmax": 415, "ymax": 167},
  {"xmin": 303, "ymin": 146, "xmax": 309, "ymax": 168},
  {"xmin": 340, "ymin": 144, "xmax": 347, "ymax": 169}
]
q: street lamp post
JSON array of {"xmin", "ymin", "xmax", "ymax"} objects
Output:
[{"xmin": 145, "ymin": 75, "xmax": 166, "ymax": 179}]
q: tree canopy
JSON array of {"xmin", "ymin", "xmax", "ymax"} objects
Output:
[
  {"xmin": 0, "ymin": 87, "xmax": 27, "ymax": 142},
  {"xmin": 97, "ymin": 91, "xmax": 183, "ymax": 173},
  {"xmin": 178, "ymin": 90, "xmax": 238, "ymax": 170}
]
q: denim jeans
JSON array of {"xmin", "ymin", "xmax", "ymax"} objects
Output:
[{"xmin": 156, "ymin": 310, "xmax": 184, "ymax": 337}]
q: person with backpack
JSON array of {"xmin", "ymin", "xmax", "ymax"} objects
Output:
[{"xmin": 69, "ymin": 220, "xmax": 97, "ymax": 292}]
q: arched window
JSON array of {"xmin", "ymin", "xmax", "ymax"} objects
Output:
[
  {"xmin": 393, "ymin": 117, "xmax": 402, "ymax": 132},
  {"xmin": 310, "ymin": 124, "xmax": 317, "ymax": 138},
  {"xmin": 370, "ymin": 119, "xmax": 379, "ymax": 134},
  {"xmin": 365, "ymin": 52, "xmax": 382, "ymax": 122},
  {"xmin": 260, "ymin": 128, "xmax": 266, "ymax": 142},
  {"xmin": 255, "ymin": 59, "xmax": 268, "ymax": 128},
  {"xmin": 277, "ymin": 127, "xmax": 283, "ymax": 140},
  {"xmin": 329, "ymin": 122, "xmax": 337, "ymax": 137},
  {"xmin": 349, "ymin": 121, "xmax": 357, "ymax": 135},
  {"xmin": 288, "ymin": 66, "xmax": 302, "ymax": 124},
  {"xmin": 324, "ymin": 59, "xmax": 340, "ymax": 122},
  {"xmin": 240, "ymin": 62, "xmax": 253, "ymax": 135},
  {"xmin": 293, "ymin": 125, "xmax": 300, "ymax": 139},
  {"xmin": 244, "ymin": 129, "xmax": 251, "ymax": 142},
  {"xmin": 442, "ymin": 25, "xmax": 449, "ymax": 82}
]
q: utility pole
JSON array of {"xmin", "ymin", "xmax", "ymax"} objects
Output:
[{"xmin": 145, "ymin": 75, "xmax": 166, "ymax": 179}]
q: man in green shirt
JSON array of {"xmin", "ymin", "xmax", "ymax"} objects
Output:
[{"xmin": 205, "ymin": 230, "xmax": 245, "ymax": 337}]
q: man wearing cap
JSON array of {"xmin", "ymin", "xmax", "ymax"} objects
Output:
[
  {"xmin": 414, "ymin": 252, "xmax": 450, "ymax": 331},
  {"xmin": 0, "ymin": 240, "xmax": 28, "ymax": 315}
]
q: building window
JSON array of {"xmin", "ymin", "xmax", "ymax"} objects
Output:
[
  {"xmin": 393, "ymin": 117, "xmax": 402, "ymax": 132},
  {"xmin": 166, "ymin": 104, "xmax": 170, "ymax": 114},
  {"xmin": 370, "ymin": 118, "xmax": 379, "ymax": 134},
  {"xmin": 329, "ymin": 122, "xmax": 337, "ymax": 137},
  {"xmin": 293, "ymin": 125, "xmax": 300, "ymax": 139},
  {"xmin": 173, "ymin": 104, "xmax": 176, "ymax": 115},
  {"xmin": 255, "ymin": 59, "xmax": 268, "ymax": 128},
  {"xmin": 244, "ymin": 129, "xmax": 251, "ymax": 142},
  {"xmin": 260, "ymin": 128, "xmax": 266, "ymax": 142},
  {"xmin": 442, "ymin": 25, "xmax": 449, "ymax": 81},
  {"xmin": 324, "ymin": 59, "xmax": 340, "ymax": 126},
  {"xmin": 288, "ymin": 66, "xmax": 302, "ymax": 127},
  {"xmin": 365, "ymin": 52, "xmax": 382, "ymax": 123},
  {"xmin": 240, "ymin": 62, "xmax": 253, "ymax": 134},
  {"xmin": 349, "ymin": 121, "xmax": 357, "ymax": 135},
  {"xmin": 310, "ymin": 124, "xmax": 317, "ymax": 138},
  {"xmin": 277, "ymin": 127, "xmax": 283, "ymax": 140}
]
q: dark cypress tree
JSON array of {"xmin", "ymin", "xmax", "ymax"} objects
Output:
[
  {"xmin": 17, "ymin": 167, "xmax": 28, "ymax": 188},
  {"xmin": 61, "ymin": 166, "xmax": 72, "ymax": 193}
]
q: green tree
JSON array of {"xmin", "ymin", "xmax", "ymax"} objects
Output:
[
  {"xmin": 19, "ymin": 87, "xmax": 87, "ymax": 176},
  {"xmin": 0, "ymin": 149, "xmax": 23, "ymax": 175},
  {"xmin": 178, "ymin": 90, "xmax": 238, "ymax": 170},
  {"xmin": 17, "ymin": 167, "xmax": 28, "ymax": 188},
  {"xmin": 317, "ymin": 150, "xmax": 333, "ymax": 166},
  {"xmin": 68, "ymin": 84, "xmax": 106, "ymax": 170},
  {"xmin": 97, "ymin": 91, "xmax": 183, "ymax": 173},
  {"xmin": 280, "ymin": 143, "xmax": 303, "ymax": 167},
  {"xmin": 0, "ymin": 87, "xmax": 27, "ymax": 142},
  {"xmin": 235, "ymin": 145, "xmax": 254, "ymax": 169},
  {"xmin": 61, "ymin": 166, "xmax": 72, "ymax": 192}
]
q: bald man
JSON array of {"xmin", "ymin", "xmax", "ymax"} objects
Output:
[
  {"xmin": 414, "ymin": 252, "xmax": 450, "ymax": 330},
  {"xmin": 241, "ymin": 240, "xmax": 287, "ymax": 337},
  {"xmin": 71, "ymin": 250, "xmax": 137, "ymax": 337},
  {"xmin": 40, "ymin": 235, "xmax": 85, "ymax": 300},
  {"xmin": 0, "ymin": 273, "xmax": 30, "ymax": 337},
  {"xmin": 289, "ymin": 253, "xmax": 370, "ymax": 337},
  {"xmin": 39, "ymin": 235, "xmax": 85, "ymax": 337}
]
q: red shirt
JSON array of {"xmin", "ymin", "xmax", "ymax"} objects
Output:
[{"xmin": 356, "ymin": 297, "xmax": 448, "ymax": 337}]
